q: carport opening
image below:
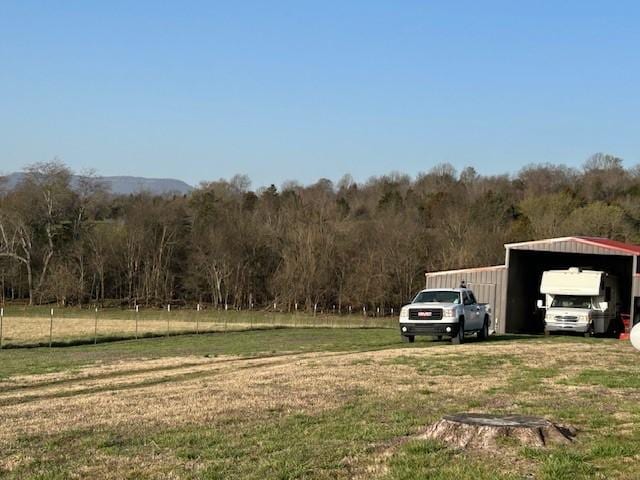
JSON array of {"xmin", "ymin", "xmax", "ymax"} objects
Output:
[{"xmin": 506, "ymin": 250, "xmax": 632, "ymax": 333}]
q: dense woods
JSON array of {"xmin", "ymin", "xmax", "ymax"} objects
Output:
[{"xmin": 1, "ymin": 154, "xmax": 639, "ymax": 311}]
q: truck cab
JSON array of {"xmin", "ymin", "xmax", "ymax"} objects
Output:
[
  {"xmin": 537, "ymin": 268, "xmax": 619, "ymax": 336},
  {"xmin": 399, "ymin": 288, "xmax": 491, "ymax": 344}
]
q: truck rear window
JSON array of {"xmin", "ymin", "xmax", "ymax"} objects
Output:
[{"xmin": 414, "ymin": 291, "xmax": 461, "ymax": 304}]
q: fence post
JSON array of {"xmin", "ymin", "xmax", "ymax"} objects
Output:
[
  {"xmin": 273, "ymin": 302, "xmax": 277, "ymax": 327},
  {"xmin": 94, "ymin": 307, "xmax": 98, "ymax": 345},
  {"xmin": 167, "ymin": 304, "xmax": 171, "ymax": 337},
  {"xmin": 0, "ymin": 307, "xmax": 3, "ymax": 349},
  {"xmin": 196, "ymin": 303, "xmax": 200, "ymax": 334},
  {"xmin": 135, "ymin": 304, "xmax": 139, "ymax": 339},
  {"xmin": 49, "ymin": 308, "xmax": 54, "ymax": 348}
]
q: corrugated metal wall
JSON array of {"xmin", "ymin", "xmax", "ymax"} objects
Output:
[{"xmin": 425, "ymin": 266, "xmax": 508, "ymax": 334}]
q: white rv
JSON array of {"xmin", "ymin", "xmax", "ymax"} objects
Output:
[{"xmin": 537, "ymin": 268, "xmax": 618, "ymax": 336}]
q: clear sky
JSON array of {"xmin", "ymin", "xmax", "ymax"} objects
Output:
[{"xmin": 1, "ymin": 1, "xmax": 639, "ymax": 188}]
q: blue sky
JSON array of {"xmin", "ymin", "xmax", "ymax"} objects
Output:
[{"xmin": 1, "ymin": 1, "xmax": 638, "ymax": 187}]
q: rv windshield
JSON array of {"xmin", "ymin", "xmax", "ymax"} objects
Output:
[
  {"xmin": 550, "ymin": 295, "xmax": 592, "ymax": 309},
  {"xmin": 414, "ymin": 291, "xmax": 461, "ymax": 304}
]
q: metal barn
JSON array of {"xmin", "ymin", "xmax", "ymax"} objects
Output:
[{"xmin": 425, "ymin": 237, "xmax": 640, "ymax": 334}]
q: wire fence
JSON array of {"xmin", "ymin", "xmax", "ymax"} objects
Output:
[{"xmin": 0, "ymin": 305, "xmax": 398, "ymax": 349}]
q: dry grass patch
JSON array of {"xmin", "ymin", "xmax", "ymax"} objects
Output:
[
  {"xmin": 2, "ymin": 336, "xmax": 640, "ymax": 479},
  {"xmin": 0, "ymin": 316, "xmax": 261, "ymax": 346}
]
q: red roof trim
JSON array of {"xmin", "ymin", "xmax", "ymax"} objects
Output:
[
  {"xmin": 505, "ymin": 236, "xmax": 640, "ymax": 256},
  {"xmin": 574, "ymin": 237, "xmax": 640, "ymax": 255}
]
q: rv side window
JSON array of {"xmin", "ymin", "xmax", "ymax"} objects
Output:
[{"xmin": 605, "ymin": 287, "xmax": 611, "ymax": 302}]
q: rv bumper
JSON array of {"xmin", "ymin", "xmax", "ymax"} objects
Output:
[
  {"xmin": 399, "ymin": 322, "xmax": 459, "ymax": 336},
  {"xmin": 544, "ymin": 322, "xmax": 590, "ymax": 334}
]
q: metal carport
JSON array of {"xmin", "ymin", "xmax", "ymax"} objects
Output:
[{"xmin": 425, "ymin": 237, "xmax": 640, "ymax": 334}]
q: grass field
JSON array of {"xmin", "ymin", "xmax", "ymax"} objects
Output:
[
  {"xmin": 0, "ymin": 307, "xmax": 395, "ymax": 347},
  {"xmin": 1, "ymin": 327, "xmax": 640, "ymax": 479}
]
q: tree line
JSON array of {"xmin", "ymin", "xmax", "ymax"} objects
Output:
[{"xmin": 1, "ymin": 153, "xmax": 639, "ymax": 310}]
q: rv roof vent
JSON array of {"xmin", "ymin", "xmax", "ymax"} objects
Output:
[{"xmin": 568, "ymin": 267, "xmax": 582, "ymax": 273}]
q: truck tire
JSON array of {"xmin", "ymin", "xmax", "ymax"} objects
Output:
[
  {"xmin": 402, "ymin": 335, "xmax": 415, "ymax": 343},
  {"xmin": 478, "ymin": 316, "xmax": 489, "ymax": 340},
  {"xmin": 451, "ymin": 319, "xmax": 464, "ymax": 344}
]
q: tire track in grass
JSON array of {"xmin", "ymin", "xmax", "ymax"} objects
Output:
[{"xmin": 0, "ymin": 348, "xmax": 401, "ymax": 407}]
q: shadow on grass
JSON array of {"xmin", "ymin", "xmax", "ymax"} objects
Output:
[
  {"xmin": 0, "ymin": 324, "xmax": 401, "ymax": 350},
  {"xmin": 417, "ymin": 333, "xmax": 588, "ymax": 346},
  {"xmin": 0, "ymin": 326, "xmax": 291, "ymax": 350},
  {"xmin": 2, "ymin": 329, "xmax": 590, "ymax": 352}
]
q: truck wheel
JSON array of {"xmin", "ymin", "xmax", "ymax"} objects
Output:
[
  {"xmin": 451, "ymin": 319, "xmax": 464, "ymax": 344},
  {"xmin": 402, "ymin": 335, "xmax": 415, "ymax": 343},
  {"xmin": 583, "ymin": 325, "xmax": 594, "ymax": 338},
  {"xmin": 478, "ymin": 316, "xmax": 489, "ymax": 340}
]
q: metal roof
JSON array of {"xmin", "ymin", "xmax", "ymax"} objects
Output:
[
  {"xmin": 505, "ymin": 236, "xmax": 640, "ymax": 256},
  {"xmin": 425, "ymin": 265, "xmax": 506, "ymax": 276}
]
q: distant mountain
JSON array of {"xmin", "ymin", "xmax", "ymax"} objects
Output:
[
  {"xmin": 93, "ymin": 176, "xmax": 193, "ymax": 195},
  {"xmin": 1, "ymin": 173, "xmax": 193, "ymax": 196}
]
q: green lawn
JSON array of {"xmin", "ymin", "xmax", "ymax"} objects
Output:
[
  {"xmin": 0, "ymin": 327, "xmax": 406, "ymax": 379},
  {"xmin": 1, "ymin": 328, "xmax": 638, "ymax": 479}
]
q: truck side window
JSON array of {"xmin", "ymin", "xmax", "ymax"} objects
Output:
[
  {"xmin": 468, "ymin": 292, "xmax": 477, "ymax": 304},
  {"xmin": 463, "ymin": 292, "xmax": 472, "ymax": 305},
  {"xmin": 605, "ymin": 287, "xmax": 611, "ymax": 302}
]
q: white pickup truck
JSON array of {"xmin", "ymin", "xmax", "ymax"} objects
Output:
[{"xmin": 399, "ymin": 288, "xmax": 491, "ymax": 344}]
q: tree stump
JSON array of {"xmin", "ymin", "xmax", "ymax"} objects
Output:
[{"xmin": 420, "ymin": 413, "xmax": 574, "ymax": 449}]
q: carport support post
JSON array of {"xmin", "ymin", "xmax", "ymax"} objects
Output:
[
  {"xmin": 632, "ymin": 256, "xmax": 638, "ymax": 327},
  {"xmin": 0, "ymin": 307, "xmax": 3, "ymax": 349},
  {"xmin": 196, "ymin": 303, "xmax": 200, "ymax": 334},
  {"xmin": 49, "ymin": 308, "xmax": 53, "ymax": 348},
  {"xmin": 135, "ymin": 305, "xmax": 139, "ymax": 339}
]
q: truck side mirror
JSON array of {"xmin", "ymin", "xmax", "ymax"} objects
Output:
[
  {"xmin": 536, "ymin": 299, "xmax": 545, "ymax": 309},
  {"xmin": 599, "ymin": 301, "xmax": 608, "ymax": 312}
]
